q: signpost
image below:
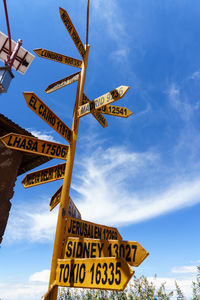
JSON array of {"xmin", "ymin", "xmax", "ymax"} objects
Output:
[
  {"xmin": 45, "ymin": 72, "xmax": 80, "ymax": 94},
  {"xmin": 0, "ymin": 133, "xmax": 68, "ymax": 160},
  {"xmin": 34, "ymin": 48, "xmax": 82, "ymax": 69},
  {"xmin": 22, "ymin": 163, "xmax": 66, "ymax": 188},
  {"xmin": 79, "ymin": 86, "xmax": 130, "ymax": 117},
  {"xmin": 23, "ymin": 92, "xmax": 72, "ymax": 143},
  {"xmin": 56, "ymin": 257, "xmax": 134, "ymax": 291},
  {"xmin": 17, "ymin": 2, "xmax": 148, "ymax": 299},
  {"xmin": 64, "ymin": 237, "xmax": 149, "ymax": 267},
  {"xmin": 49, "ymin": 185, "xmax": 82, "ymax": 220}
]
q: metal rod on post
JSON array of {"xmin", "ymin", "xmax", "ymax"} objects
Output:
[{"xmin": 86, "ymin": 0, "xmax": 90, "ymax": 45}]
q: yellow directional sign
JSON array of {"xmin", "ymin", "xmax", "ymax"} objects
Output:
[
  {"xmin": 23, "ymin": 92, "xmax": 72, "ymax": 143},
  {"xmin": 22, "ymin": 163, "xmax": 66, "ymax": 188},
  {"xmin": 79, "ymin": 86, "xmax": 130, "ymax": 117},
  {"xmin": 64, "ymin": 216, "xmax": 122, "ymax": 241},
  {"xmin": 56, "ymin": 257, "xmax": 134, "ymax": 291},
  {"xmin": 45, "ymin": 72, "xmax": 80, "ymax": 94},
  {"xmin": 98, "ymin": 105, "xmax": 133, "ymax": 118},
  {"xmin": 59, "ymin": 7, "xmax": 86, "ymax": 59},
  {"xmin": 49, "ymin": 185, "xmax": 82, "ymax": 220},
  {"xmin": 1, "ymin": 133, "xmax": 68, "ymax": 160},
  {"xmin": 34, "ymin": 48, "xmax": 82, "ymax": 68},
  {"xmin": 64, "ymin": 237, "xmax": 149, "ymax": 267},
  {"xmin": 82, "ymin": 93, "xmax": 107, "ymax": 128}
]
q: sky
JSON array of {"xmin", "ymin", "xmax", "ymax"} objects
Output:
[{"xmin": 1, "ymin": 0, "xmax": 200, "ymax": 299}]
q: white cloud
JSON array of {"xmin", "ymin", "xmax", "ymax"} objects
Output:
[
  {"xmin": 29, "ymin": 269, "xmax": 50, "ymax": 283},
  {"xmin": 27, "ymin": 129, "xmax": 58, "ymax": 143},
  {"xmin": 171, "ymin": 265, "xmax": 197, "ymax": 274}
]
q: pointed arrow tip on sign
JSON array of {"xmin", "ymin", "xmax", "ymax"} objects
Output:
[{"xmin": 33, "ymin": 48, "xmax": 42, "ymax": 55}]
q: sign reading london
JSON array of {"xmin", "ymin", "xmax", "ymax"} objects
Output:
[
  {"xmin": 65, "ymin": 216, "xmax": 122, "ymax": 241},
  {"xmin": 59, "ymin": 7, "xmax": 86, "ymax": 58},
  {"xmin": 22, "ymin": 163, "xmax": 66, "ymax": 188},
  {"xmin": 34, "ymin": 48, "xmax": 82, "ymax": 68},
  {"xmin": 79, "ymin": 86, "xmax": 130, "ymax": 117},
  {"xmin": 23, "ymin": 92, "xmax": 72, "ymax": 143},
  {"xmin": 64, "ymin": 237, "xmax": 149, "ymax": 267},
  {"xmin": 56, "ymin": 257, "xmax": 134, "ymax": 291},
  {"xmin": 1, "ymin": 133, "xmax": 68, "ymax": 160}
]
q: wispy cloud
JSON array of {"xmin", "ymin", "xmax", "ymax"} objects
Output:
[
  {"xmin": 27, "ymin": 129, "xmax": 59, "ymax": 143},
  {"xmin": 171, "ymin": 265, "xmax": 197, "ymax": 274}
]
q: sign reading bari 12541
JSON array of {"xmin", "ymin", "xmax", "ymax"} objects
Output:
[
  {"xmin": 56, "ymin": 257, "xmax": 134, "ymax": 291},
  {"xmin": 0, "ymin": 133, "xmax": 68, "ymax": 160}
]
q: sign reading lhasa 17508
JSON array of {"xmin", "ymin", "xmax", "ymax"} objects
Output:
[
  {"xmin": 98, "ymin": 105, "xmax": 133, "ymax": 118},
  {"xmin": 0, "ymin": 133, "xmax": 68, "ymax": 160},
  {"xmin": 34, "ymin": 48, "xmax": 82, "ymax": 68},
  {"xmin": 59, "ymin": 7, "xmax": 86, "ymax": 59},
  {"xmin": 64, "ymin": 237, "xmax": 149, "ymax": 267},
  {"xmin": 23, "ymin": 92, "xmax": 72, "ymax": 143},
  {"xmin": 45, "ymin": 72, "xmax": 80, "ymax": 94},
  {"xmin": 56, "ymin": 257, "xmax": 134, "ymax": 291},
  {"xmin": 65, "ymin": 216, "xmax": 122, "ymax": 241},
  {"xmin": 79, "ymin": 86, "xmax": 130, "ymax": 117},
  {"xmin": 22, "ymin": 163, "xmax": 66, "ymax": 188},
  {"xmin": 49, "ymin": 185, "xmax": 82, "ymax": 220},
  {"xmin": 82, "ymin": 93, "xmax": 107, "ymax": 128}
]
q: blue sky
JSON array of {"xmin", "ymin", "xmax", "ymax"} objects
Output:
[{"xmin": 1, "ymin": 0, "xmax": 200, "ymax": 299}]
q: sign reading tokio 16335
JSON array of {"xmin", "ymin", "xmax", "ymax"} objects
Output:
[{"xmin": 56, "ymin": 257, "xmax": 134, "ymax": 291}]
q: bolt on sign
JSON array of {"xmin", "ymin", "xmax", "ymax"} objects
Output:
[
  {"xmin": 64, "ymin": 237, "xmax": 149, "ymax": 267},
  {"xmin": 23, "ymin": 92, "xmax": 72, "ymax": 143},
  {"xmin": 34, "ymin": 48, "xmax": 82, "ymax": 69},
  {"xmin": 49, "ymin": 185, "xmax": 81, "ymax": 220},
  {"xmin": 22, "ymin": 163, "xmax": 66, "ymax": 188},
  {"xmin": 45, "ymin": 72, "xmax": 80, "ymax": 94},
  {"xmin": 82, "ymin": 93, "xmax": 107, "ymax": 128},
  {"xmin": 56, "ymin": 257, "xmax": 134, "ymax": 291},
  {"xmin": 79, "ymin": 86, "xmax": 130, "ymax": 117},
  {"xmin": 64, "ymin": 216, "xmax": 122, "ymax": 241},
  {"xmin": 1, "ymin": 133, "xmax": 68, "ymax": 160}
]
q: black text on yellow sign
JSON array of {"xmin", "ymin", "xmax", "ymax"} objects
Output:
[
  {"xmin": 50, "ymin": 185, "xmax": 82, "ymax": 220},
  {"xmin": 34, "ymin": 48, "xmax": 82, "ymax": 68},
  {"xmin": 56, "ymin": 257, "xmax": 134, "ymax": 291},
  {"xmin": 64, "ymin": 237, "xmax": 149, "ymax": 267},
  {"xmin": 79, "ymin": 86, "xmax": 130, "ymax": 117},
  {"xmin": 64, "ymin": 216, "xmax": 122, "ymax": 241},
  {"xmin": 82, "ymin": 93, "xmax": 108, "ymax": 128},
  {"xmin": 59, "ymin": 7, "xmax": 86, "ymax": 59},
  {"xmin": 23, "ymin": 92, "xmax": 72, "ymax": 143},
  {"xmin": 22, "ymin": 163, "xmax": 66, "ymax": 188},
  {"xmin": 1, "ymin": 133, "xmax": 68, "ymax": 160},
  {"xmin": 98, "ymin": 105, "xmax": 133, "ymax": 118},
  {"xmin": 45, "ymin": 72, "xmax": 80, "ymax": 94}
]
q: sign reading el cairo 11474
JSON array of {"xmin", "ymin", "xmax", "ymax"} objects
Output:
[{"xmin": 1, "ymin": 3, "xmax": 149, "ymax": 299}]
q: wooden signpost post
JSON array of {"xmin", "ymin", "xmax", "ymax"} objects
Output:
[{"xmin": 0, "ymin": 2, "xmax": 149, "ymax": 299}]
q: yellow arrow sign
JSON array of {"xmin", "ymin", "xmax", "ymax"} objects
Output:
[
  {"xmin": 22, "ymin": 163, "xmax": 66, "ymax": 188},
  {"xmin": 34, "ymin": 48, "xmax": 82, "ymax": 68},
  {"xmin": 64, "ymin": 216, "xmax": 122, "ymax": 241},
  {"xmin": 82, "ymin": 93, "xmax": 107, "ymax": 128},
  {"xmin": 23, "ymin": 92, "xmax": 72, "ymax": 143},
  {"xmin": 79, "ymin": 86, "xmax": 130, "ymax": 117},
  {"xmin": 98, "ymin": 105, "xmax": 133, "ymax": 118},
  {"xmin": 59, "ymin": 7, "xmax": 86, "ymax": 59},
  {"xmin": 45, "ymin": 72, "xmax": 80, "ymax": 94},
  {"xmin": 50, "ymin": 185, "xmax": 82, "ymax": 220},
  {"xmin": 56, "ymin": 257, "xmax": 134, "ymax": 291},
  {"xmin": 1, "ymin": 133, "xmax": 68, "ymax": 160},
  {"xmin": 64, "ymin": 237, "xmax": 149, "ymax": 267}
]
